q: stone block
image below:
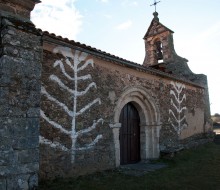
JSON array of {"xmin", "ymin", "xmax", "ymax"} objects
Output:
[
  {"xmin": 0, "ymin": 179, "xmax": 6, "ymax": 190},
  {"xmin": 0, "ymin": 124, "xmax": 9, "ymax": 138},
  {"xmin": 22, "ymin": 163, "xmax": 39, "ymax": 174},
  {"xmin": 25, "ymin": 90, "xmax": 41, "ymax": 107},
  {"xmin": 2, "ymin": 46, "xmax": 19, "ymax": 57},
  {"xmin": 24, "ymin": 62, "xmax": 42, "ymax": 79},
  {"xmin": 0, "ymin": 162, "xmax": 39, "ymax": 177},
  {"xmin": 6, "ymin": 174, "xmax": 30, "ymax": 190},
  {"xmin": 19, "ymin": 48, "xmax": 35, "ymax": 61},
  {"xmin": 0, "ymin": 56, "xmax": 41, "ymax": 84},
  {"xmin": 0, "ymin": 105, "xmax": 10, "ymax": 117},
  {"xmin": 21, "ymin": 78, "xmax": 41, "ymax": 91},
  {"xmin": 0, "ymin": 166, "xmax": 9, "ymax": 176},
  {"xmin": 0, "ymin": 57, "xmax": 11, "ymax": 86},
  {"xmin": 18, "ymin": 149, "xmax": 39, "ymax": 164},
  {"xmin": 0, "ymin": 56, "xmax": 21, "ymax": 86},
  {"xmin": 1, "ymin": 31, "xmax": 13, "ymax": 44},
  {"xmin": 25, "ymin": 119, "xmax": 40, "ymax": 136},
  {"xmin": 0, "ymin": 137, "xmax": 12, "ymax": 151},
  {"xmin": 27, "ymin": 108, "xmax": 40, "ymax": 118},
  {"xmin": 12, "ymin": 136, "xmax": 39, "ymax": 150},
  {"xmin": 0, "ymin": 118, "xmax": 39, "ymax": 138},
  {"xmin": 0, "ymin": 87, "xmax": 9, "ymax": 105},
  {"xmin": 1, "ymin": 25, "xmax": 41, "ymax": 50},
  {"xmin": 0, "ymin": 88, "xmax": 41, "ymax": 116},
  {"xmin": 0, "ymin": 150, "xmax": 16, "ymax": 166},
  {"xmin": 28, "ymin": 174, "xmax": 38, "ymax": 190}
]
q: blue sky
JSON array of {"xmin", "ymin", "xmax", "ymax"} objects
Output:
[{"xmin": 31, "ymin": 0, "xmax": 220, "ymax": 114}]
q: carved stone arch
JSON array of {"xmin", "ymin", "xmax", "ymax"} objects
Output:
[
  {"xmin": 110, "ymin": 86, "xmax": 161, "ymax": 167},
  {"xmin": 114, "ymin": 86, "xmax": 160, "ymax": 125},
  {"xmin": 151, "ymin": 37, "xmax": 162, "ymax": 45}
]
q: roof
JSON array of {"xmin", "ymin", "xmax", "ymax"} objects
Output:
[{"xmin": 42, "ymin": 30, "xmax": 205, "ymax": 89}]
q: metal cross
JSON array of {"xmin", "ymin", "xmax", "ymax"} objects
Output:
[{"xmin": 150, "ymin": 0, "xmax": 161, "ymax": 12}]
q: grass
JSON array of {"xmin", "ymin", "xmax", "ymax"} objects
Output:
[{"xmin": 39, "ymin": 142, "xmax": 220, "ymax": 190}]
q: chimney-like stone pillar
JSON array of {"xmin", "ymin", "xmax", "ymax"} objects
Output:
[
  {"xmin": 0, "ymin": 0, "xmax": 42, "ymax": 189},
  {"xmin": 0, "ymin": 0, "xmax": 40, "ymax": 19}
]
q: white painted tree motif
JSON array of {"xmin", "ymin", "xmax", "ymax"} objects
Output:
[
  {"xmin": 40, "ymin": 46, "xmax": 103, "ymax": 163},
  {"xmin": 168, "ymin": 81, "xmax": 188, "ymax": 136}
]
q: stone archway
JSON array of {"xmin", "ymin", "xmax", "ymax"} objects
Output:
[{"xmin": 110, "ymin": 86, "xmax": 161, "ymax": 167}]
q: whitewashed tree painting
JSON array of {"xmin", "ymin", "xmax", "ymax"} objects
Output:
[
  {"xmin": 168, "ymin": 81, "xmax": 188, "ymax": 136},
  {"xmin": 40, "ymin": 46, "xmax": 103, "ymax": 163}
]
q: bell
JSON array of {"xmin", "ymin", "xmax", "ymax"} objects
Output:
[
  {"xmin": 155, "ymin": 41, "xmax": 163, "ymax": 60},
  {"xmin": 157, "ymin": 51, "xmax": 163, "ymax": 60}
]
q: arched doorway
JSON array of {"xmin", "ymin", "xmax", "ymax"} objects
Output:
[
  {"xmin": 110, "ymin": 86, "xmax": 161, "ymax": 167},
  {"xmin": 120, "ymin": 103, "xmax": 140, "ymax": 165}
]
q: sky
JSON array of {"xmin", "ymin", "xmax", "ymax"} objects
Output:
[{"xmin": 31, "ymin": 0, "xmax": 220, "ymax": 115}]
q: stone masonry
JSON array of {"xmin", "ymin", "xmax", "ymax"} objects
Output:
[
  {"xmin": 0, "ymin": 0, "xmax": 41, "ymax": 189},
  {"xmin": 39, "ymin": 32, "xmax": 212, "ymax": 179},
  {"xmin": 0, "ymin": 0, "xmax": 213, "ymax": 187}
]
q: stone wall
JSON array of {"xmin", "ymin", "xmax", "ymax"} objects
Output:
[
  {"xmin": 0, "ymin": 12, "xmax": 42, "ymax": 190},
  {"xmin": 39, "ymin": 38, "xmax": 209, "ymax": 179},
  {"xmin": 0, "ymin": 0, "xmax": 212, "ymax": 187},
  {"xmin": 39, "ymin": 45, "xmax": 116, "ymax": 179}
]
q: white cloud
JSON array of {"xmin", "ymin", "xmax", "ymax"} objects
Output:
[
  {"xmin": 31, "ymin": 0, "xmax": 82, "ymax": 40},
  {"xmin": 116, "ymin": 20, "xmax": 132, "ymax": 30}
]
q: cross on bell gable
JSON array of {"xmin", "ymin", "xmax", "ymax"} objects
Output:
[{"xmin": 150, "ymin": 0, "xmax": 161, "ymax": 12}]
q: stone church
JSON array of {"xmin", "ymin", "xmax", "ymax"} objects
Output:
[{"xmin": 0, "ymin": 0, "xmax": 212, "ymax": 189}]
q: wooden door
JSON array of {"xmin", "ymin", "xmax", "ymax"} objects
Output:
[{"xmin": 120, "ymin": 103, "xmax": 140, "ymax": 165}]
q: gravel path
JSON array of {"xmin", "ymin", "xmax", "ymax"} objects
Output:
[{"xmin": 118, "ymin": 162, "xmax": 167, "ymax": 176}]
